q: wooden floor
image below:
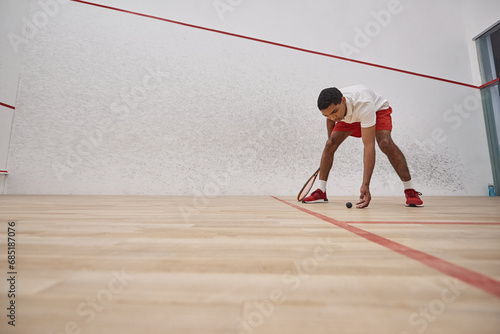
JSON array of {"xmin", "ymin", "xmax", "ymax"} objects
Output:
[{"xmin": 1, "ymin": 195, "xmax": 499, "ymax": 334}]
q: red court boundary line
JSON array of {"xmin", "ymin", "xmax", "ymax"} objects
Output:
[
  {"xmin": 69, "ymin": 0, "xmax": 498, "ymax": 90},
  {"xmin": 346, "ymin": 221, "xmax": 500, "ymax": 225},
  {"xmin": 0, "ymin": 102, "xmax": 15, "ymax": 110},
  {"xmin": 271, "ymin": 196, "xmax": 500, "ymax": 299}
]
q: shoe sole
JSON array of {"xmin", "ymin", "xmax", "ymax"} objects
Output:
[
  {"xmin": 302, "ymin": 199, "xmax": 328, "ymax": 204},
  {"xmin": 406, "ymin": 204, "xmax": 424, "ymax": 207}
]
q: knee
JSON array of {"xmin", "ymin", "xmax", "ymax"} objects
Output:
[{"xmin": 377, "ymin": 137, "xmax": 394, "ymax": 153}]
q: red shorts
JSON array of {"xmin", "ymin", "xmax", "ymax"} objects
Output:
[{"xmin": 333, "ymin": 107, "xmax": 393, "ymax": 138}]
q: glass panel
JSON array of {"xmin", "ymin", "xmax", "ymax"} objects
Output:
[{"xmin": 477, "ymin": 25, "xmax": 500, "ymax": 195}]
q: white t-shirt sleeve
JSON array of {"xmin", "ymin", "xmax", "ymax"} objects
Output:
[{"xmin": 358, "ymin": 101, "xmax": 376, "ymax": 128}]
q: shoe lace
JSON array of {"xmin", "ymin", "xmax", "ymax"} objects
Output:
[
  {"xmin": 311, "ymin": 189, "xmax": 323, "ymax": 196},
  {"xmin": 406, "ymin": 189, "xmax": 422, "ymax": 197}
]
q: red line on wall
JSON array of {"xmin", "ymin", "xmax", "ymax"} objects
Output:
[
  {"xmin": 70, "ymin": 0, "xmax": 494, "ymax": 90},
  {"xmin": 272, "ymin": 196, "xmax": 500, "ymax": 299},
  {"xmin": 478, "ymin": 77, "xmax": 499, "ymax": 89},
  {"xmin": 0, "ymin": 102, "xmax": 15, "ymax": 110}
]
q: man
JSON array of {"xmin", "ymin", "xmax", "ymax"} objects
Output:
[{"xmin": 302, "ymin": 85, "xmax": 423, "ymax": 208}]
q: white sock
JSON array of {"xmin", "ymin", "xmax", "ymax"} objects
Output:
[
  {"xmin": 403, "ymin": 180, "xmax": 414, "ymax": 190},
  {"xmin": 317, "ymin": 180, "xmax": 327, "ymax": 192}
]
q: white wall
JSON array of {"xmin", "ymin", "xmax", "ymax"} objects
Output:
[
  {"xmin": 461, "ymin": 0, "xmax": 500, "ymax": 84},
  {"xmin": 0, "ymin": 0, "xmax": 31, "ymax": 193},
  {"xmin": 2, "ymin": 0, "xmax": 498, "ymax": 196}
]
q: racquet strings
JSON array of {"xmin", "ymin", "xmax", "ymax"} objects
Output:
[{"xmin": 297, "ymin": 168, "xmax": 320, "ymax": 201}]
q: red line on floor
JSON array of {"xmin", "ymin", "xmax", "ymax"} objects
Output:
[
  {"xmin": 346, "ymin": 221, "xmax": 500, "ymax": 225},
  {"xmin": 69, "ymin": 0, "xmax": 493, "ymax": 90},
  {"xmin": 272, "ymin": 196, "xmax": 500, "ymax": 299}
]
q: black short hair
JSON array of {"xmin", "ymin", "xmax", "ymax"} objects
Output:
[{"xmin": 317, "ymin": 87, "xmax": 343, "ymax": 110}]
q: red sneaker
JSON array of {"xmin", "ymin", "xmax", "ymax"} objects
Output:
[
  {"xmin": 405, "ymin": 189, "xmax": 423, "ymax": 207},
  {"xmin": 302, "ymin": 189, "xmax": 328, "ymax": 203}
]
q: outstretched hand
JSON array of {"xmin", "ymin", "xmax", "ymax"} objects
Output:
[{"xmin": 356, "ymin": 185, "xmax": 371, "ymax": 208}]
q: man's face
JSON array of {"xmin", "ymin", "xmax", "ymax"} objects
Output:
[{"xmin": 321, "ymin": 97, "xmax": 346, "ymax": 122}]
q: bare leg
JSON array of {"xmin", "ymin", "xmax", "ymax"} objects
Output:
[
  {"xmin": 375, "ymin": 130, "xmax": 411, "ymax": 182},
  {"xmin": 319, "ymin": 131, "xmax": 351, "ymax": 181}
]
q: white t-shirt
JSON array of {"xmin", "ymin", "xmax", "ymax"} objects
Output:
[{"xmin": 340, "ymin": 85, "xmax": 390, "ymax": 128}]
